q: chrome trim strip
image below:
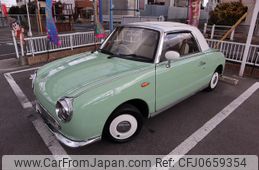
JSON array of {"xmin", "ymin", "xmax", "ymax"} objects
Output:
[
  {"xmin": 154, "ymin": 31, "xmax": 165, "ymax": 64},
  {"xmin": 99, "ymin": 29, "xmax": 116, "ymax": 49}
]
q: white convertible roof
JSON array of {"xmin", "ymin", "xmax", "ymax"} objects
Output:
[{"xmin": 126, "ymin": 22, "xmax": 210, "ymax": 52}]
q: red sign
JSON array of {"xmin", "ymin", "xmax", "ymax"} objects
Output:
[
  {"xmin": 1, "ymin": 3, "xmax": 8, "ymax": 17},
  {"xmin": 188, "ymin": 0, "xmax": 201, "ymax": 27}
]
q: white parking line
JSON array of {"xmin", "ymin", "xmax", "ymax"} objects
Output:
[
  {"xmin": 6, "ymin": 43, "xmax": 14, "ymax": 45},
  {"xmin": 4, "ymin": 67, "xmax": 68, "ymax": 156},
  {"xmin": 7, "ymin": 67, "xmax": 40, "ymax": 74},
  {"xmin": 4, "ymin": 72, "xmax": 33, "ymax": 109},
  {"xmin": 153, "ymin": 82, "xmax": 259, "ymax": 170},
  {"xmin": 4, "ymin": 67, "xmax": 259, "ymax": 162}
]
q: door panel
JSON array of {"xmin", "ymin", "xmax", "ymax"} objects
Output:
[
  {"xmin": 155, "ymin": 54, "xmax": 207, "ymax": 111},
  {"xmin": 154, "ymin": 31, "xmax": 213, "ymax": 112}
]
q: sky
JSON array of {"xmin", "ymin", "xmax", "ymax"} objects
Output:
[
  {"xmin": 203, "ymin": 0, "xmax": 209, "ymax": 6},
  {"xmin": 1, "ymin": 0, "xmax": 17, "ymax": 7}
]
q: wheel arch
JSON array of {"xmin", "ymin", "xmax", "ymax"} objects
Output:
[
  {"xmin": 102, "ymin": 98, "xmax": 148, "ymax": 141},
  {"xmin": 112, "ymin": 99, "xmax": 150, "ymax": 119},
  {"xmin": 215, "ymin": 64, "xmax": 223, "ymax": 75}
]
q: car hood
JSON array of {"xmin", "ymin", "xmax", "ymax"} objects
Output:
[{"xmin": 36, "ymin": 52, "xmax": 152, "ymax": 101}]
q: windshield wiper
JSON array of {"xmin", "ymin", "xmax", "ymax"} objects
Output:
[
  {"xmin": 98, "ymin": 49, "xmax": 118, "ymax": 59},
  {"xmin": 99, "ymin": 49, "xmax": 113, "ymax": 55},
  {"xmin": 119, "ymin": 54, "xmax": 152, "ymax": 62}
]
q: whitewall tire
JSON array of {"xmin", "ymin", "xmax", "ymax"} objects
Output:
[
  {"xmin": 207, "ymin": 71, "xmax": 219, "ymax": 91},
  {"xmin": 103, "ymin": 104, "xmax": 143, "ymax": 142},
  {"xmin": 109, "ymin": 114, "xmax": 138, "ymax": 140}
]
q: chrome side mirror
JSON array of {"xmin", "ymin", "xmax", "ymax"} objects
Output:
[{"xmin": 165, "ymin": 51, "xmax": 180, "ymax": 68}]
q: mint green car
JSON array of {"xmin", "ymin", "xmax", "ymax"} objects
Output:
[{"xmin": 33, "ymin": 22, "xmax": 225, "ymax": 147}]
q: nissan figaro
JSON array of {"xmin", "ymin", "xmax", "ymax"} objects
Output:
[{"xmin": 33, "ymin": 22, "xmax": 225, "ymax": 147}]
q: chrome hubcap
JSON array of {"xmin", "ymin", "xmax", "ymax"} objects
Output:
[{"xmin": 116, "ymin": 121, "xmax": 131, "ymax": 133}]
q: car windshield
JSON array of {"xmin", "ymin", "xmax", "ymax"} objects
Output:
[{"xmin": 99, "ymin": 27, "xmax": 160, "ymax": 62}]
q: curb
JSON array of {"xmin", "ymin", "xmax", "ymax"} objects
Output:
[
  {"xmin": 0, "ymin": 58, "xmax": 29, "ymax": 73},
  {"xmin": 219, "ymin": 75, "xmax": 239, "ymax": 85}
]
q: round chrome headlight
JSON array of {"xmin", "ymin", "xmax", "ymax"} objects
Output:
[{"xmin": 56, "ymin": 97, "xmax": 73, "ymax": 122}]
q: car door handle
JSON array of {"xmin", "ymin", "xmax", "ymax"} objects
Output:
[{"xmin": 199, "ymin": 61, "xmax": 206, "ymax": 66}]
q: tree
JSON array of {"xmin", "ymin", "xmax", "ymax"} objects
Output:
[
  {"xmin": 20, "ymin": 2, "xmax": 36, "ymax": 14},
  {"xmin": 8, "ymin": 6, "xmax": 21, "ymax": 14},
  {"xmin": 208, "ymin": 2, "xmax": 247, "ymax": 26},
  {"xmin": 8, "ymin": 2, "xmax": 36, "ymax": 14}
]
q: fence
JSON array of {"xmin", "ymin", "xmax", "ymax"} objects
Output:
[
  {"xmin": 14, "ymin": 31, "xmax": 259, "ymax": 68},
  {"xmin": 207, "ymin": 39, "xmax": 259, "ymax": 67},
  {"xmin": 24, "ymin": 30, "xmax": 110, "ymax": 56},
  {"xmin": 204, "ymin": 23, "xmax": 235, "ymax": 41}
]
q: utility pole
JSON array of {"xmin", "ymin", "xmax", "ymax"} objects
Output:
[
  {"xmin": 99, "ymin": 0, "xmax": 103, "ymax": 24},
  {"xmin": 25, "ymin": 0, "xmax": 32, "ymax": 36},
  {"xmin": 239, "ymin": 0, "xmax": 259, "ymax": 76},
  {"xmin": 109, "ymin": 0, "xmax": 113, "ymax": 31},
  {"xmin": 35, "ymin": 0, "xmax": 43, "ymax": 34},
  {"xmin": 187, "ymin": 0, "xmax": 190, "ymax": 24}
]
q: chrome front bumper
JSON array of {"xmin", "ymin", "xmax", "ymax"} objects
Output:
[{"xmin": 35, "ymin": 102, "xmax": 101, "ymax": 148}]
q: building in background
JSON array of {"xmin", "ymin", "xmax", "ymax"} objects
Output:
[
  {"xmin": 75, "ymin": 0, "xmax": 93, "ymax": 19},
  {"xmin": 139, "ymin": 0, "xmax": 208, "ymax": 23},
  {"xmin": 16, "ymin": 0, "xmax": 45, "ymax": 7},
  {"xmin": 16, "ymin": 0, "xmax": 75, "ymax": 11},
  {"xmin": 102, "ymin": 0, "xmax": 139, "ymax": 16}
]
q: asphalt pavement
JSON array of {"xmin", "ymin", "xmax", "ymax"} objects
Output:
[
  {"xmin": 0, "ymin": 27, "xmax": 16, "ymax": 60},
  {"xmin": 0, "ymin": 65, "xmax": 258, "ymax": 159}
]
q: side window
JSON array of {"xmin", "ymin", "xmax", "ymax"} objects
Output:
[{"xmin": 160, "ymin": 32, "xmax": 200, "ymax": 62}]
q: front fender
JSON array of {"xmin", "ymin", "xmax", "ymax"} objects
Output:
[{"xmin": 59, "ymin": 67, "xmax": 156, "ymax": 140}]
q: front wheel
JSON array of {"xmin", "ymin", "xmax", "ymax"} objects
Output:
[
  {"xmin": 103, "ymin": 104, "xmax": 143, "ymax": 143},
  {"xmin": 207, "ymin": 71, "xmax": 219, "ymax": 91}
]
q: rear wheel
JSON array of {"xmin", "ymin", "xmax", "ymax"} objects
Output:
[
  {"xmin": 103, "ymin": 104, "xmax": 143, "ymax": 143},
  {"xmin": 207, "ymin": 71, "xmax": 219, "ymax": 91}
]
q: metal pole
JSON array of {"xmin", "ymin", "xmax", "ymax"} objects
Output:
[
  {"xmin": 136, "ymin": 0, "xmax": 140, "ymax": 16},
  {"xmin": 109, "ymin": 0, "xmax": 113, "ymax": 31},
  {"xmin": 230, "ymin": 29, "xmax": 235, "ymax": 41},
  {"xmin": 20, "ymin": 35, "xmax": 24, "ymax": 57},
  {"xmin": 19, "ymin": 29, "xmax": 27, "ymax": 65},
  {"xmin": 25, "ymin": 0, "xmax": 33, "ymax": 36},
  {"xmin": 11, "ymin": 30, "xmax": 20, "ymax": 59},
  {"xmin": 187, "ymin": 0, "xmax": 190, "ymax": 24},
  {"xmin": 99, "ymin": 0, "xmax": 103, "ymax": 24},
  {"xmin": 239, "ymin": 1, "xmax": 259, "ymax": 77},
  {"xmin": 211, "ymin": 24, "xmax": 215, "ymax": 39},
  {"xmin": 203, "ymin": 23, "xmax": 207, "ymax": 34},
  {"xmin": 36, "ymin": 0, "xmax": 43, "ymax": 34}
]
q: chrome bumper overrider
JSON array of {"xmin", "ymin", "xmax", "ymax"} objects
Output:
[
  {"xmin": 35, "ymin": 102, "xmax": 101, "ymax": 148},
  {"xmin": 53, "ymin": 132, "xmax": 101, "ymax": 148}
]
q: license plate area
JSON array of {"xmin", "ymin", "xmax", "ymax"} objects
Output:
[{"xmin": 35, "ymin": 102, "xmax": 61, "ymax": 130}]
